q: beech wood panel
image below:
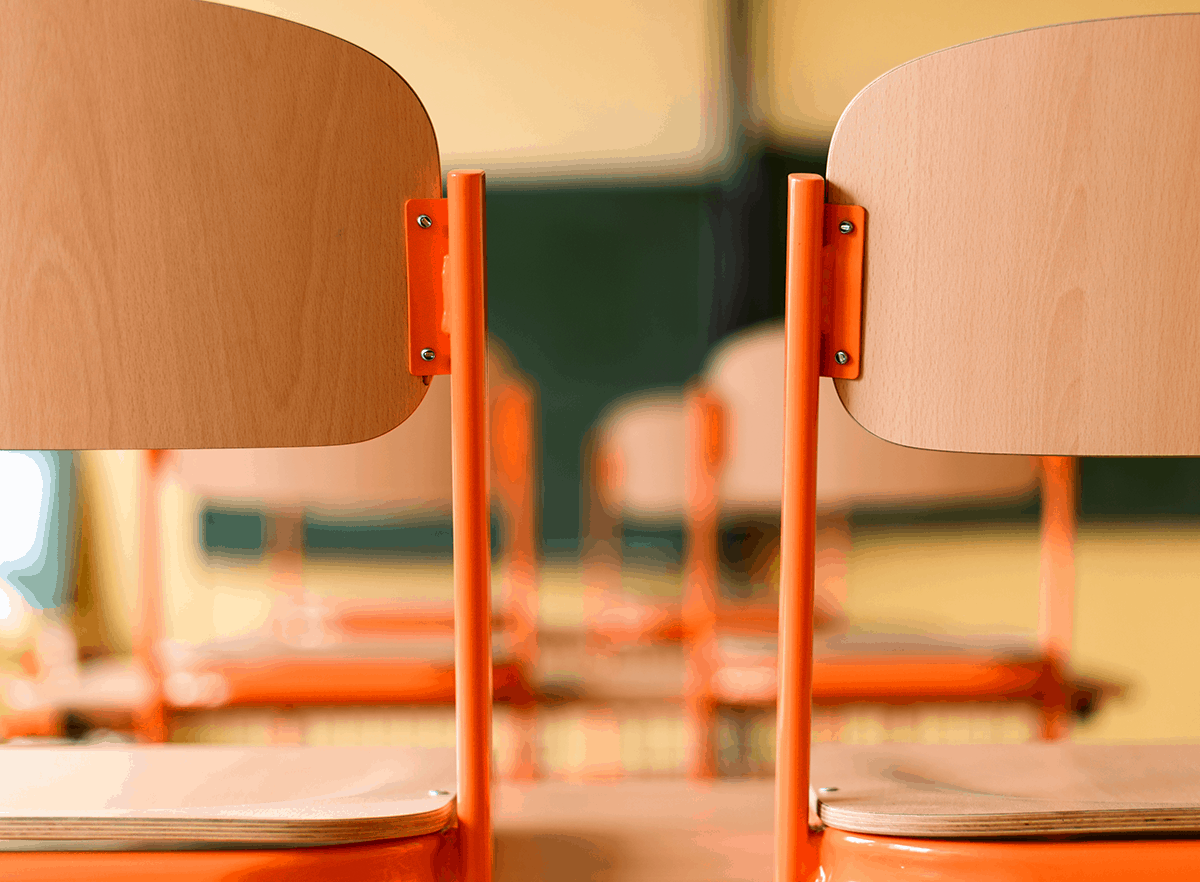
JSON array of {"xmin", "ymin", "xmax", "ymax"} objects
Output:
[
  {"xmin": 169, "ymin": 345, "xmax": 529, "ymax": 505},
  {"xmin": 0, "ymin": 745, "xmax": 454, "ymax": 844},
  {"xmin": 0, "ymin": 0, "xmax": 439, "ymax": 450},
  {"xmin": 814, "ymin": 742, "xmax": 1200, "ymax": 837},
  {"xmin": 827, "ymin": 14, "xmax": 1200, "ymax": 456},
  {"xmin": 706, "ymin": 324, "xmax": 1036, "ymax": 508}
]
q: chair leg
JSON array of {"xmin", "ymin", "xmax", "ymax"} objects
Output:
[
  {"xmin": 448, "ymin": 169, "xmax": 493, "ymax": 882},
  {"xmin": 1037, "ymin": 455, "xmax": 1078, "ymax": 740},
  {"xmin": 776, "ymin": 173, "xmax": 827, "ymax": 882}
]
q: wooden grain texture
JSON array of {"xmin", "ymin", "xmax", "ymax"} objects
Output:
[
  {"xmin": 705, "ymin": 324, "xmax": 1036, "ymax": 508},
  {"xmin": 827, "ymin": 14, "xmax": 1200, "ymax": 456},
  {"xmin": 0, "ymin": 745, "xmax": 454, "ymax": 844},
  {"xmin": 0, "ymin": 0, "xmax": 440, "ymax": 449},
  {"xmin": 813, "ymin": 742, "xmax": 1200, "ymax": 837},
  {"xmin": 166, "ymin": 345, "xmax": 525, "ymax": 505}
]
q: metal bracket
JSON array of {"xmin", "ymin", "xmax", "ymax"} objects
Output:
[
  {"xmin": 405, "ymin": 198, "xmax": 451, "ymax": 376},
  {"xmin": 819, "ymin": 204, "xmax": 865, "ymax": 379}
]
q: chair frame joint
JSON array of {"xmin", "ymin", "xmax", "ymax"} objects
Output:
[
  {"xmin": 819, "ymin": 204, "xmax": 865, "ymax": 379},
  {"xmin": 405, "ymin": 198, "xmax": 452, "ymax": 377}
]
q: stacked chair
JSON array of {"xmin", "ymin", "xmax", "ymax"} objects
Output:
[
  {"xmin": 4, "ymin": 3, "xmax": 1200, "ymax": 880},
  {"xmin": 149, "ymin": 344, "xmax": 539, "ymax": 776},
  {"xmin": 0, "ymin": 348, "xmax": 541, "ymax": 776},
  {"xmin": 0, "ymin": 1, "xmax": 495, "ymax": 874},
  {"xmin": 585, "ymin": 328, "xmax": 1106, "ymax": 775},
  {"xmin": 789, "ymin": 13, "xmax": 1200, "ymax": 878}
]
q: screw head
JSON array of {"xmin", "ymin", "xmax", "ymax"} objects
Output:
[
  {"xmin": 834, "ymin": 350, "xmax": 850, "ymax": 365},
  {"xmin": 838, "ymin": 220, "xmax": 854, "ymax": 235},
  {"xmin": 818, "ymin": 786, "xmax": 839, "ymax": 793},
  {"xmin": 417, "ymin": 214, "xmax": 433, "ymax": 229},
  {"xmin": 428, "ymin": 789, "xmax": 450, "ymax": 798},
  {"xmin": 420, "ymin": 348, "xmax": 436, "ymax": 362}
]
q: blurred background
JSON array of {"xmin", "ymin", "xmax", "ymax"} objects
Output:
[{"xmin": 3, "ymin": 0, "xmax": 1200, "ymax": 778}]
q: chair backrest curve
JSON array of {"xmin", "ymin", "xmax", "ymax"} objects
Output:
[
  {"xmin": 827, "ymin": 13, "xmax": 1200, "ymax": 457},
  {"xmin": 0, "ymin": 0, "xmax": 440, "ymax": 450}
]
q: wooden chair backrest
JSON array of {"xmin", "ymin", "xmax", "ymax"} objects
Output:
[
  {"xmin": 169, "ymin": 345, "xmax": 531, "ymax": 513},
  {"xmin": 705, "ymin": 324, "xmax": 1037, "ymax": 511},
  {"xmin": 0, "ymin": 0, "xmax": 438, "ymax": 450},
  {"xmin": 828, "ymin": 14, "xmax": 1200, "ymax": 456},
  {"xmin": 594, "ymin": 393, "xmax": 688, "ymax": 520}
]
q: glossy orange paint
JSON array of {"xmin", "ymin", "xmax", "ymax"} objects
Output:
[
  {"xmin": 818, "ymin": 203, "xmax": 865, "ymax": 379},
  {"xmin": 333, "ymin": 608, "xmax": 515, "ymax": 636},
  {"xmin": 489, "ymin": 379, "xmax": 541, "ymax": 779},
  {"xmin": 447, "ymin": 170, "xmax": 492, "ymax": 882},
  {"xmin": 489, "ymin": 379, "xmax": 540, "ymax": 685},
  {"xmin": 405, "ymin": 197, "xmax": 452, "ymax": 377},
  {"xmin": 820, "ymin": 827, "xmax": 1200, "ymax": 881},
  {"xmin": 0, "ymin": 830, "xmax": 457, "ymax": 882},
  {"xmin": 777, "ymin": 173, "xmax": 826, "ymax": 882}
]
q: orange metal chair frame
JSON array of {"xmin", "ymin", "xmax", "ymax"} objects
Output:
[
  {"xmin": 0, "ymin": 163, "xmax": 487, "ymax": 880},
  {"xmin": 446, "ymin": 171, "xmax": 493, "ymax": 882},
  {"xmin": 585, "ymin": 359, "xmax": 1080, "ymax": 778},
  {"xmin": 777, "ymin": 174, "xmax": 1110, "ymax": 882},
  {"xmin": 1, "ymin": 172, "xmax": 492, "ymax": 882},
  {"xmin": 108, "ymin": 346, "xmax": 541, "ymax": 767}
]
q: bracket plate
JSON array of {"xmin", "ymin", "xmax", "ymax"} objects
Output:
[
  {"xmin": 820, "ymin": 204, "xmax": 865, "ymax": 379},
  {"xmin": 405, "ymin": 198, "xmax": 451, "ymax": 376}
]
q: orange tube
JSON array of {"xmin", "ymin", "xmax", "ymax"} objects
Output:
[
  {"xmin": 133, "ymin": 449, "xmax": 168, "ymax": 742},
  {"xmin": 776, "ymin": 173, "xmax": 825, "ymax": 882},
  {"xmin": 1037, "ymin": 455, "xmax": 1078, "ymax": 740},
  {"xmin": 448, "ymin": 169, "xmax": 492, "ymax": 882},
  {"xmin": 491, "ymin": 379, "xmax": 540, "ymax": 778},
  {"xmin": 682, "ymin": 385, "xmax": 723, "ymax": 777}
]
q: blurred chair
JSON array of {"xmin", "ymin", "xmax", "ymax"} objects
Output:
[
  {"xmin": 0, "ymin": 1, "xmax": 495, "ymax": 876},
  {"xmin": 0, "ymin": 349, "xmax": 542, "ymax": 778},
  {"xmin": 0, "ymin": 453, "xmax": 156, "ymax": 740},
  {"xmin": 585, "ymin": 325, "xmax": 1109, "ymax": 775},
  {"xmin": 143, "ymin": 342, "xmax": 539, "ymax": 776},
  {"xmin": 784, "ymin": 14, "xmax": 1200, "ymax": 878}
]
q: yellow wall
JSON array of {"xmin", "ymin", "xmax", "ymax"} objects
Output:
[
  {"xmin": 222, "ymin": 0, "xmax": 727, "ymax": 179},
  {"xmin": 762, "ymin": 1, "xmax": 1200, "ymax": 146}
]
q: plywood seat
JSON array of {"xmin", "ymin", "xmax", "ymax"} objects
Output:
[
  {"xmin": 710, "ymin": 629, "xmax": 1110, "ymax": 709},
  {"xmin": 0, "ymin": 744, "xmax": 453, "ymax": 846},
  {"xmin": 812, "ymin": 742, "xmax": 1200, "ymax": 838},
  {"xmin": 162, "ymin": 636, "xmax": 535, "ymax": 708}
]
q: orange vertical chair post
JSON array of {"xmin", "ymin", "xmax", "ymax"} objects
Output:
[
  {"xmin": 448, "ymin": 169, "xmax": 493, "ymax": 882},
  {"xmin": 682, "ymin": 386, "xmax": 724, "ymax": 776},
  {"xmin": 775, "ymin": 173, "xmax": 826, "ymax": 882},
  {"xmin": 133, "ymin": 449, "xmax": 168, "ymax": 742},
  {"xmin": 491, "ymin": 376, "xmax": 541, "ymax": 778},
  {"xmin": 1038, "ymin": 455, "xmax": 1078, "ymax": 739}
]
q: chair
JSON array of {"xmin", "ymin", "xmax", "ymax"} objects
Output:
[
  {"xmin": 2, "ymin": 347, "xmax": 541, "ymax": 759},
  {"xmin": 0, "ymin": 0, "xmax": 492, "ymax": 877},
  {"xmin": 782, "ymin": 13, "xmax": 1200, "ymax": 878},
  {"xmin": 139, "ymin": 345, "xmax": 539, "ymax": 776},
  {"xmin": 584, "ymin": 342, "xmax": 1106, "ymax": 776}
]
